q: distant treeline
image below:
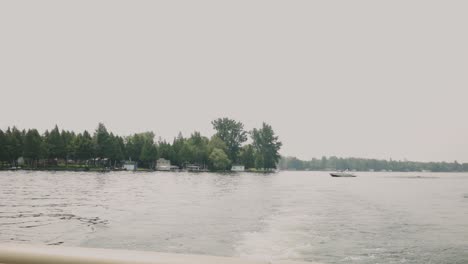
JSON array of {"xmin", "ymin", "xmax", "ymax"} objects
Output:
[
  {"xmin": 279, "ymin": 156, "xmax": 468, "ymax": 172},
  {"xmin": 0, "ymin": 118, "xmax": 282, "ymax": 171}
]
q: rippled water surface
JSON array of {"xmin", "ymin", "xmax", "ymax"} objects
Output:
[{"xmin": 1, "ymin": 171, "xmax": 468, "ymax": 263}]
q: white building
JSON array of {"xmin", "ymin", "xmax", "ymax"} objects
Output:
[
  {"xmin": 231, "ymin": 165, "xmax": 245, "ymax": 172},
  {"xmin": 156, "ymin": 158, "xmax": 171, "ymax": 171},
  {"xmin": 123, "ymin": 161, "xmax": 137, "ymax": 171},
  {"xmin": 17, "ymin": 157, "xmax": 25, "ymax": 166}
]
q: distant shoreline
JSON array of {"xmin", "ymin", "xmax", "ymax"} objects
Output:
[
  {"xmin": 1, "ymin": 167, "xmax": 467, "ymax": 173},
  {"xmin": 0, "ymin": 167, "xmax": 276, "ymax": 173},
  {"xmin": 280, "ymin": 156, "xmax": 468, "ymax": 173}
]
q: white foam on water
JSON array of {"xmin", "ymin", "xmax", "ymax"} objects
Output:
[{"xmin": 234, "ymin": 206, "xmax": 317, "ymax": 263}]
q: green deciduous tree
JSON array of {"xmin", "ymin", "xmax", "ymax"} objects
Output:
[
  {"xmin": 61, "ymin": 130, "xmax": 76, "ymax": 162},
  {"xmin": 6, "ymin": 127, "xmax": 24, "ymax": 166},
  {"xmin": 94, "ymin": 123, "xmax": 111, "ymax": 158},
  {"xmin": 187, "ymin": 132, "xmax": 209, "ymax": 166},
  {"xmin": 46, "ymin": 125, "xmax": 65, "ymax": 160},
  {"xmin": 0, "ymin": 129, "xmax": 6, "ymax": 166},
  {"xmin": 251, "ymin": 123, "xmax": 282, "ymax": 170},
  {"xmin": 108, "ymin": 133, "xmax": 125, "ymax": 163},
  {"xmin": 125, "ymin": 131, "xmax": 157, "ymax": 168},
  {"xmin": 170, "ymin": 133, "xmax": 188, "ymax": 167},
  {"xmin": 23, "ymin": 129, "xmax": 45, "ymax": 167},
  {"xmin": 125, "ymin": 132, "xmax": 155, "ymax": 162},
  {"xmin": 140, "ymin": 140, "xmax": 158, "ymax": 169},
  {"xmin": 211, "ymin": 118, "xmax": 247, "ymax": 164},
  {"xmin": 239, "ymin": 144, "xmax": 255, "ymax": 169},
  {"xmin": 73, "ymin": 131, "xmax": 94, "ymax": 161},
  {"xmin": 157, "ymin": 140, "xmax": 174, "ymax": 161},
  {"xmin": 208, "ymin": 135, "xmax": 228, "ymax": 153},
  {"xmin": 209, "ymin": 148, "xmax": 231, "ymax": 171}
]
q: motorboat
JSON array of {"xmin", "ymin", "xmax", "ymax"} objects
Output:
[{"xmin": 330, "ymin": 171, "xmax": 357, "ymax": 177}]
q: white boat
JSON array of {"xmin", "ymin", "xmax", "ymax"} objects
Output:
[{"xmin": 330, "ymin": 171, "xmax": 356, "ymax": 177}]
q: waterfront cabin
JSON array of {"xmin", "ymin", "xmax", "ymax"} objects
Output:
[
  {"xmin": 123, "ymin": 161, "xmax": 137, "ymax": 171},
  {"xmin": 156, "ymin": 158, "xmax": 171, "ymax": 171},
  {"xmin": 231, "ymin": 165, "xmax": 245, "ymax": 172}
]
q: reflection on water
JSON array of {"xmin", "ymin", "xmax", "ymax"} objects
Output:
[{"xmin": 1, "ymin": 171, "xmax": 468, "ymax": 264}]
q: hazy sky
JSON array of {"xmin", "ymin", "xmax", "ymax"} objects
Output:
[{"xmin": 1, "ymin": 1, "xmax": 467, "ymax": 162}]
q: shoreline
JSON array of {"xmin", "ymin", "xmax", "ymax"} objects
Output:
[
  {"xmin": 0, "ymin": 167, "xmax": 277, "ymax": 173},
  {"xmin": 1, "ymin": 168, "xmax": 466, "ymax": 173}
]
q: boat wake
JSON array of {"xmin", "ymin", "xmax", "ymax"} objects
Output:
[{"xmin": 235, "ymin": 209, "xmax": 316, "ymax": 262}]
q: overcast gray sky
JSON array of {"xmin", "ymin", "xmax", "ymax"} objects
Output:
[{"xmin": 1, "ymin": 1, "xmax": 467, "ymax": 162}]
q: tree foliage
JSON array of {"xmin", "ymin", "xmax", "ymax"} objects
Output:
[
  {"xmin": 23, "ymin": 129, "xmax": 45, "ymax": 166},
  {"xmin": 73, "ymin": 131, "xmax": 94, "ymax": 161},
  {"xmin": 1, "ymin": 120, "xmax": 467, "ymax": 172},
  {"xmin": 209, "ymin": 148, "xmax": 231, "ymax": 171},
  {"xmin": 239, "ymin": 144, "xmax": 255, "ymax": 169},
  {"xmin": 46, "ymin": 125, "xmax": 65, "ymax": 159},
  {"xmin": 251, "ymin": 123, "xmax": 282, "ymax": 170},
  {"xmin": 211, "ymin": 118, "xmax": 247, "ymax": 163},
  {"xmin": 0, "ymin": 129, "xmax": 7, "ymax": 162},
  {"xmin": 0, "ymin": 119, "xmax": 285, "ymax": 171}
]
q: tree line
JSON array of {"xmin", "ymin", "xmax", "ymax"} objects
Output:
[
  {"xmin": 279, "ymin": 156, "xmax": 468, "ymax": 172},
  {"xmin": 0, "ymin": 118, "xmax": 282, "ymax": 171}
]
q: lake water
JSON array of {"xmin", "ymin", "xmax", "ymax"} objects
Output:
[{"xmin": 1, "ymin": 171, "xmax": 467, "ymax": 264}]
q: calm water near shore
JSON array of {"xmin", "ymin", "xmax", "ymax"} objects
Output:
[{"xmin": 1, "ymin": 171, "xmax": 468, "ymax": 264}]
